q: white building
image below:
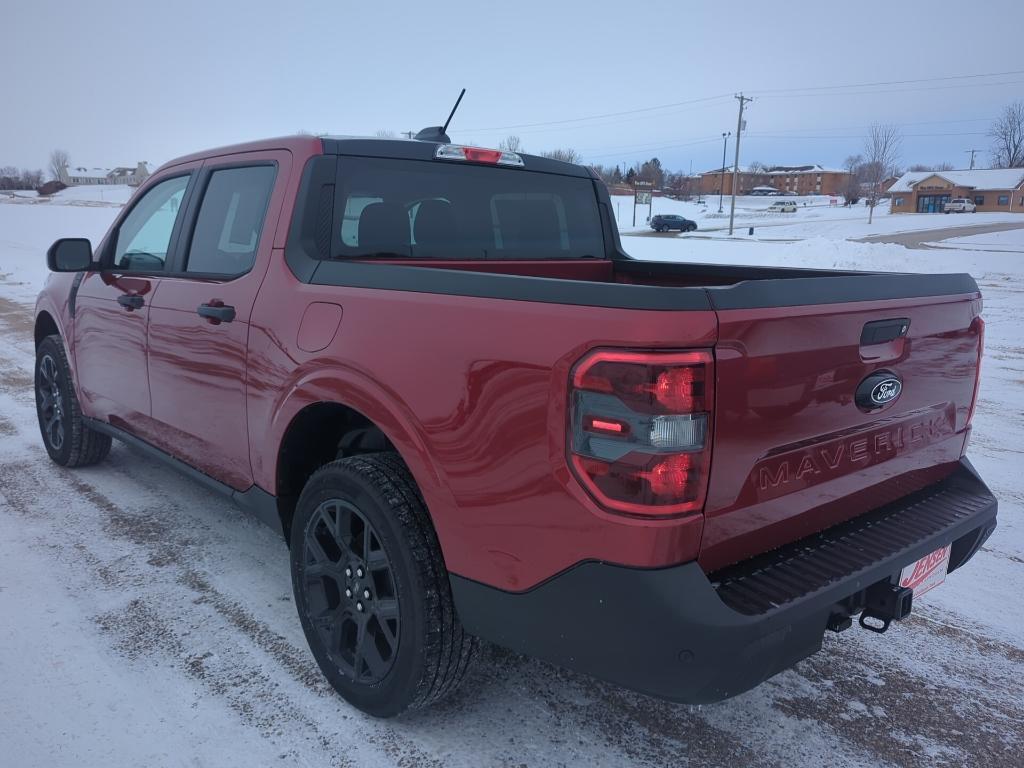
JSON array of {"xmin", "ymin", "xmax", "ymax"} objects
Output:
[{"xmin": 59, "ymin": 161, "xmax": 151, "ymax": 187}]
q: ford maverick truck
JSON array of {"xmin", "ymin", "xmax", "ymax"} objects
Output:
[{"xmin": 35, "ymin": 134, "xmax": 997, "ymax": 717}]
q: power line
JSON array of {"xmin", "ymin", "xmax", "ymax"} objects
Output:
[
  {"xmin": 759, "ymin": 79, "xmax": 1024, "ymax": 99},
  {"xmin": 750, "ymin": 68, "xmax": 1024, "ymax": 95},
  {"xmin": 750, "ymin": 117, "xmax": 994, "ymax": 135},
  {"xmin": 459, "ymin": 93, "xmax": 733, "ymax": 133},
  {"xmin": 459, "ymin": 68, "xmax": 1021, "ymax": 135},
  {"xmin": 746, "ymin": 131, "xmax": 988, "ymax": 140},
  {"xmin": 582, "ymin": 136, "xmax": 724, "ymax": 161}
]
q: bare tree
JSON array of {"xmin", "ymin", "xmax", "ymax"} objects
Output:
[
  {"xmin": 989, "ymin": 101, "xmax": 1024, "ymax": 168},
  {"xmin": 499, "ymin": 135, "xmax": 522, "ymax": 153},
  {"xmin": 49, "ymin": 149, "xmax": 69, "ymax": 182},
  {"xmin": 863, "ymin": 124, "xmax": 901, "ymax": 223},
  {"xmin": 842, "ymin": 154, "xmax": 864, "ymax": 204},
  {"xmin": 907, "ymin": 162, "xmax": 954, "ymax": 172},
  {"xmin": 375, "ymin": 129, "xmax": 396, "ymax": 138},
  {"xmin": 541, "ymin": 148, "xmax": 581, "ymax": 164}
]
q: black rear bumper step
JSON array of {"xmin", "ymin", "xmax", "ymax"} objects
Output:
[
  {"xmin": 710, "ymin": 462, "xmax": 997, "ymax": 616},
  {"xmin": 451, "ymin": 458, "xmax": 996, "ymax": 705}
]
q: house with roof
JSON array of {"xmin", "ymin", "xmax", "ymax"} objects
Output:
[
  {"xmin": 888, "ymin": 169, "xmax": 1024, "ymax": 213},
  {"xmin": 57, "ymin": 161, "xmax": 151, "ymax": 187}
]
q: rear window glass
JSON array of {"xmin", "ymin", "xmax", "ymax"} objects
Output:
[{"xmin": 334, "ymin": 157, "xmax": 605, "ymax": 260}]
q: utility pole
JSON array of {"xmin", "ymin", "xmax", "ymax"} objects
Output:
[
  {"xmin": 402, "ymin": 130, "xmax": 415, "ymax": 139},
  {"xmin": 728, "ymin": 94, "xmax": 753, "ymax": 236},
  {"xmin": 718, "ymin": 132, "xmax": 731, "ymax": 213},
  {"xmin": 965, "ymin": 148, "xmax": 980, "ymax": 170}
]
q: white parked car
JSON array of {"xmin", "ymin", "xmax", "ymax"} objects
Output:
[
  {"xmin": 767, "ymin": 200, "xmax": 797, "ymax": 213},
  {"xmin": 944, "ymin": 198, "xmax": 977, "ymax": 213}
]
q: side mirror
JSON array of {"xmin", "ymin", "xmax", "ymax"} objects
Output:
[{"xmin": 47, "ymin": 238, "xmax": 94, "ymax": 272}]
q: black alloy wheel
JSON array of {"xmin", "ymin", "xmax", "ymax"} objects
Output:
[
  {"xmin": 302, "ymin": 497, "xmax": 400, "ymax": 683},
  {"xmin": 37, "ymin": 352, "xmax": 65, "ymax": 452},
  {"xmin": 34, "ymin": 334, "xmax": 111, "ymax": 467},
  {"xmin": 290, "ymin": 454, "xmax": 477, "ymax": 717}
]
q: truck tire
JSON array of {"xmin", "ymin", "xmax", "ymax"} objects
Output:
[
  {"xmin": 35, "ymin": 334, "xmax": 111, "ymax": 467},
  {"xmin": 290, "ymin": 453, "xmax": 478, "ymax": 717}
]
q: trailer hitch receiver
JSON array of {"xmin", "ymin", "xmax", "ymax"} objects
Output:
[{"xmin": 858, "ymin": 584, "xmax": 914, "ymax": 634}]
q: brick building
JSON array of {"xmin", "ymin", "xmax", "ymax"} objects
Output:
[
  {"xmin": 888, "ymin": 169, "xmax": 1024, "ymax": 213},
  {"xmin": 699, "ymin": 164, "xmax": 850, "ymax": 196}
]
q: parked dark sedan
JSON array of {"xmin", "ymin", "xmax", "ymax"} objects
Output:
[{"xmin": 650, "ymin": 214, "xmax": 697, "ymax": 233}]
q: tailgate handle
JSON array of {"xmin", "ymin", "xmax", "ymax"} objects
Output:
[{"xmin": 861, "ymin": 318, "xmax": 910, "ymax": 346}]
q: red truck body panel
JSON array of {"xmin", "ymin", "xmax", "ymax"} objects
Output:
[{"xmin": 246, "ymin": 253, "xmax": 717, "ymax": 589}]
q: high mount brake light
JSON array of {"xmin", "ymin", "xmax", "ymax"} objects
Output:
[
  {"xmin": 568, "ymin": 349, "xmax": 714, "ymax": 517},
  {"xmin": 434, "ymin": 144, "xmax": 525, "ymax": 167}
]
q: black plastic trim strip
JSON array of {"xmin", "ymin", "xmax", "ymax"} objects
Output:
[
  {"xmin": 309, "ymin": 259, "xmax": 713, "ymax": 311},
  {"xmin": 83, "ymin": 418, "xmax": 282, "ymax": 537},
  {"xmin": 706, "ymin": 271, "xmax": 979, "ymax": 310}
]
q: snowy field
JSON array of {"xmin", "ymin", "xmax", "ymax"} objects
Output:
[
  {"xmin": 1, "ymin": 188, "xmax": 1023, "ymax": 767},
  {"xmin": 614, "ymin": 193, "xmax": 1024, "ymax": 240}
]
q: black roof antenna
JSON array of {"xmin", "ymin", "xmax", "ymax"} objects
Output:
[{"xmin": 414, "ymin": 88, "xmax": 466, "ymax": 144}]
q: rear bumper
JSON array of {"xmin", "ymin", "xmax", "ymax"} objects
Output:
[{"xmin": 451, "ymin": 458, "xmax": 997, "ymax": 704}]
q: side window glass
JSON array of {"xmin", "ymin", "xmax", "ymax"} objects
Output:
[
  {"xmin": 186, "ymin": 165, "xmax": 276, "ymax": 275},
  {"xmin": 113, "ymin": 175, "xmax": 189, "ymax": 271}
]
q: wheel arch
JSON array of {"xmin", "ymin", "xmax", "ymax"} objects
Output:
[
  {"xmin": 271, "ymin": 393, "xmax": 449, "ymax": 549},
  {"xmin": 34, "ymin": 310, "xmax": 60, "ymax": 347}
]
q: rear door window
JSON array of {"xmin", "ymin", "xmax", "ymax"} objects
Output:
[
  {"xmin": 334, "ymin": 157, "xmax": 605, "ymax": 260},
  {"xmin": 185, "ymin": 165, "xmax": 276, "ymax": 275}
]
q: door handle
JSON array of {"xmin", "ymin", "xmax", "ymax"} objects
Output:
[
  {"xmin": 860, "ymin": 318, "xmax": 910, "ymax": 346},
  {"xmin": 197, "ymin": 302, "xmax": 236, "ymax": 324},
  {"xmin": 117, "ymin": 294, "xmax": 145, "ymax": 311}
]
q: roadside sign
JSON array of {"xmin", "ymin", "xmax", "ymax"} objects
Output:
[{"xmin": 633, "ymin": 180, "xmax": 654, "ymax": 226}]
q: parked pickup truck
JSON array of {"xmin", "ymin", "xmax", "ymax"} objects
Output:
[
  {"xmin": 944, "ymin": 198, "xmax": 977, "ymax": 213},
  {"xmin": 36, "ymin": 134, "xmax": 997, "ymax": 718}
]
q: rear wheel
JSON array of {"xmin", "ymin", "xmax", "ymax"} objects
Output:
[
  {"xmin": 35, "ymin": 334, "xmax": 111, "ymax": 467},
  {"xmin": 290, "ymin": 454, "xmax": 477, "ymax": 717}
]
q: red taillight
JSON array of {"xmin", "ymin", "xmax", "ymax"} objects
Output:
[
  {"xmin": 462, "ymin": 147, "xmax": 502, "ymax": 164},
  {"xmin": 967, "ymin": 315, "xmax": 985, "ymax": 428},
  {"xmin": 568, "ymin": 349, "xmax": 714, "ymax": 517}
]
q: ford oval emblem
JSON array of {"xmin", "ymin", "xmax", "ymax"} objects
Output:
[
  {"xmin": 856, "ymin": 371, "xmax": 902, "ymax": 411},
  {"xmin": 871, "ymin": 378, "xmax": 902, "ymax": 405}
]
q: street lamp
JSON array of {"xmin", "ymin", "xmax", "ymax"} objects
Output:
[{"xmin": 718, "ymin": 132, "xmax": 731, "ymax": 214}]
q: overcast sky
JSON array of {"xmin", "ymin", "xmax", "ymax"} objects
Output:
[{"xmin": 4, "ymin": 0, "xmax": 1023, "ymax": 176}]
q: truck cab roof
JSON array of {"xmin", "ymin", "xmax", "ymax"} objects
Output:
[{"xmin": 158, "ymin": 134, "xmax": 596, "ymax": 179}]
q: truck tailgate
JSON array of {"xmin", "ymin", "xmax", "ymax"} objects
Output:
[{"xmin": 700, "ymin": 285, "xmax": 983, "ymax": 572}]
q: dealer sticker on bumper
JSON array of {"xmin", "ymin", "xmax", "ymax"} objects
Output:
[{"xmin": 899, "ymin": 544, "xmax": 951, "ymax": 598}]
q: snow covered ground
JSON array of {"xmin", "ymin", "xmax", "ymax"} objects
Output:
[
  {"xmin": 925, "ymin": 227, "xmax": 1024, "ymax": 252},
  {"xmin": 613, "ymin": 193, "xmax": 1024, "ymax": 240},
  {"xmin": 1, "ymin": 188, "xmax": 1023, "ymax": 767}
]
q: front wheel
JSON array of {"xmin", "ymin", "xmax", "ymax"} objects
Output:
[
  {"xmin": 290, "ymin": 454, "xmax": 477, "ymax": 717},
  {"xmin": 35, "ymin": 334, "xmax": 111, "ymax": 467}
]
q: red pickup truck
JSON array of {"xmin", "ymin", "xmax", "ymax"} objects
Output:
[{"xmin": 35, "ymin": 134, "xmax": 997, "ymax": 718}]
